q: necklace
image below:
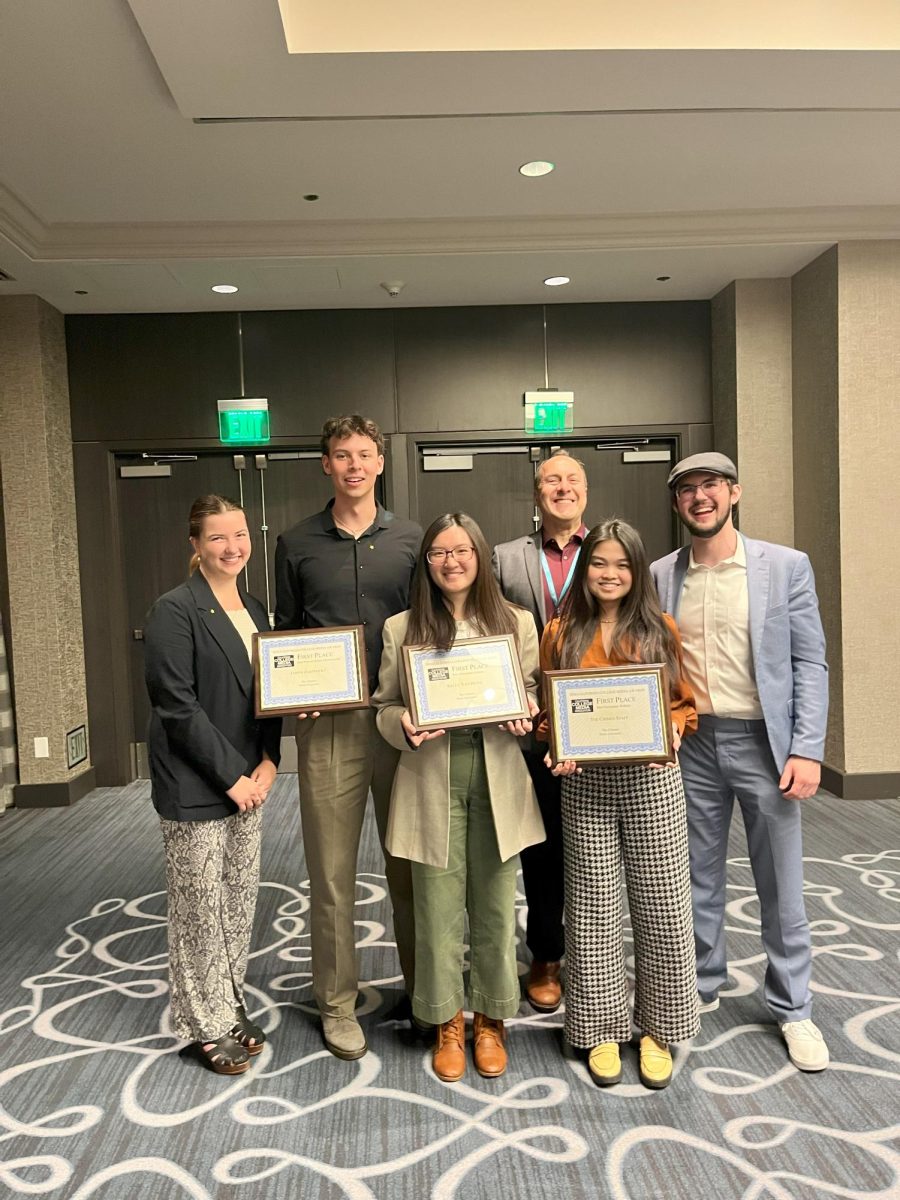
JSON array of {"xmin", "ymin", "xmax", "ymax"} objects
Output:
[{"xmin": 335, "ymin": 517, "xmax": 371, "ymax": 537}]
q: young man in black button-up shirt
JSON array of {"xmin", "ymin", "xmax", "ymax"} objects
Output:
[{"xmin": 274, "ymin": 415, "xmax": 422, "ymax": 1060}]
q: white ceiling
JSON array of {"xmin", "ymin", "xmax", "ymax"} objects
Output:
[{"xmin": 0, "ymin": 0, "xmax": 898, "ymax": 313}]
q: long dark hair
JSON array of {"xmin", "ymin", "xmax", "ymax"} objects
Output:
[
  {"xmin": 406, "ymin": 513, "xmax": 518, "ymax": 651},
  {"xmin": 545, "ymin": 517, "xmax": 681, "ymax": 694}
]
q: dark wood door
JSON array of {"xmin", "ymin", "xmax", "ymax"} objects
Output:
[
  {"xmin": 412, "ymin": 437, "xmax": 679, "ymax": 562},
  {"xmin": 565, "ymin": 438, "xmax": 679, "ymax": 564},
  {"xmin": 116, "ymin": 449, "xmax": 357, "ymax": 775},
  {"xmin": 415, "ymin": 445, "xmax": 536, "ymax": 547}
]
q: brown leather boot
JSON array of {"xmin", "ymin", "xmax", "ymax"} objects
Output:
[
  {"xmin": 525, "ymin": 960, "xmax": 562, "ymax": 1013},
  {"xmin": 473, "ymin": 1012, "xmax": 507, "ymax": 1077},
  {"xmin": 432, "ymin": 1011, "xmax": 466, "ymax": 1082}
]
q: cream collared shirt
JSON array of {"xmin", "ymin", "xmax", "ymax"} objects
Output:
[{"xmin": 677, "ymin": 536, "xmax": 763, "ymax": 719}]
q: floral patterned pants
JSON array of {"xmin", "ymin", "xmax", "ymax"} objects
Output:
[{"xmin": 159, "ymin": 809, "xmax": 261, "ymax": 1041}]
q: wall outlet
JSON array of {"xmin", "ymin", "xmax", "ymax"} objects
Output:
[{"xmin": 34, "ymin": 736, "xmax": 50, "ymax": 758}]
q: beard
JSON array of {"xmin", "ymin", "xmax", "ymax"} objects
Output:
[{"xmin": 681, "ymin": 505, "xmax": 734, "ymax": 539}]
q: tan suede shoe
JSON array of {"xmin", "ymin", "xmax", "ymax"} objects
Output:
[
  {"xmin": 321, "ymin": 1014, "xmax": 367, "ymax": 1061},
  {"xmin": 432, "ymin": 1011, "xmax": 466, "ymax": 1082},
  {"xmin": 473, "ymin": 1012, "xmax": 507, "ymax": 1077}
]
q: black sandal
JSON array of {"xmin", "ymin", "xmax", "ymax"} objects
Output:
[
  {"xmin": 193, "ymin": 1034, "xmax": 250, "ymax": 1075},
  {"xmin": 228, "ymin": 1005, "xmax": 266, "ymax": 1056}
]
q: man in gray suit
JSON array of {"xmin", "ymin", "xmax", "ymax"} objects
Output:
[
  {"xmin": 651, "ymin": 452, "xmax": 829, "ymax": 1071},
  {"xmin": 491, "ymin": 450, "xmax": 589, "ymax": 1012}
]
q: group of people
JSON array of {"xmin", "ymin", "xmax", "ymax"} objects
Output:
[{"xmin": 144, "ymin": 413, "xmax": 830, "ymax": 1089}]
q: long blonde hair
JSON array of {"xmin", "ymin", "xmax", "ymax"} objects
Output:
[{"xmin": 187, "ymin": 494, "xmax": 243, "ymax": 575}]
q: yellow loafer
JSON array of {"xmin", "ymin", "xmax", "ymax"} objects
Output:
[
  {"xmin": 588, "ymin": 1041, "xmax": 622, "ymax": 1086},
  {"xmin": 639, "ymin": 1035, "xmax": 672, "ymax": 1089}
]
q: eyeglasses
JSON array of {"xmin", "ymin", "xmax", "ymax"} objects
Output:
[
  {"xmin": 425, "ymin": 545, "xmax": 476, "ymax": 564},
  {"xmin": 674, "ymin": 477, "xmax": 730, "ymax": 500}
]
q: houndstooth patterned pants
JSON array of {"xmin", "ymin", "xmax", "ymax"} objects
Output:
[
  {"xmin": 159, "ymin": 809, "xmax": 261, "ymax": 1042},
  {"xmin": 561, "ymin": 763, "xmax": 700, "ymax": 1048}
]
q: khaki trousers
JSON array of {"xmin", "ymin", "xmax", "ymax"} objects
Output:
[{"xmin": 295, "ymin": 707, "xmax": 415, "ymax": 1018}]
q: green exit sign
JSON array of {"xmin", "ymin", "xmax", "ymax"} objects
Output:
[
  {"xmin": 531, "ymin": 402, "xmax": 570, "ymax": 433},
  {"xmin": 217, "ymin": 398, "xmax": 270, "ymax": 445},
  {"xmin": 524, "ymin": 390, "xmax": 574, "ymax": 435}
]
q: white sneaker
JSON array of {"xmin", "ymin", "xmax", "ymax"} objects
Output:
[
  {"xmin": 780, "ymin": 1019, "xmax": 829, "ymax": 1071},
  {"xmin": 698, "ymin": 994, "xmax": 719, "ymax": 1013}
]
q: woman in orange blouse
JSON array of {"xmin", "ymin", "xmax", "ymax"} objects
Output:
[{"xmin": 540, "ymin": 518, "xmax": 699, "ymax": 1089}]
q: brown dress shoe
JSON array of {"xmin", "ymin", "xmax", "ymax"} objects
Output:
[
  {"xmin": 432, "ymin": 1011, "xmax": 466, "ymax": 1082},
  {"xmin": 525, "ymin": 960, "xmax": 562, "ymax": 1013},
  {"xmin": 473, "ymin": 1013, "xmax": 507, "ymax": 1077}
]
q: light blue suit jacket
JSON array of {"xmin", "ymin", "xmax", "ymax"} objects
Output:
[{"xmin": 650, "ymin": 534, "xmax": 828, "ymax": 772}]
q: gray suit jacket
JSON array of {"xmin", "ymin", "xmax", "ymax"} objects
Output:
[
  {"xmin": 650, "ymin": 534, "xmax": 828, "ymax": 772},
  {"xmin": 491, "ymin": 532, "xmax": 547, "ymax": 637}
]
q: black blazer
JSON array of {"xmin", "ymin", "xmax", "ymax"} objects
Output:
[{"xmin": 144, "ymin": 571, "xmax": 282, "ymax": 822}]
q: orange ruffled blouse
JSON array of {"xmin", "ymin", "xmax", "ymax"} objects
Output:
[{"xmin": 538, "ymin": 612, "xmax": 698, "ymax": 741}]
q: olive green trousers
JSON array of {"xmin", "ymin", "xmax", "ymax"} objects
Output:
[{"xmin": 411, "ymin": 728, "xmax": 521, "ymax": 1026}]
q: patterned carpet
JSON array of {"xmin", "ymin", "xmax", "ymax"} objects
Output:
[{"xmin": 0, "ymin": 779, "xmax": 898, "ymax": 1199}]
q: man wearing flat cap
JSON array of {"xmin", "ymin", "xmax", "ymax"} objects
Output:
[{"xmin": 650, "ymin": 452, "xmax": 830, "ymax": 1072}]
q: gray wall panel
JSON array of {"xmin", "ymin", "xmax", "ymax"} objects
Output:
[
  {"xmin": 67, "ymin": 313, "xmax": 241, "ymax": 442},
  {"xmin": 545, "ymin": 301, "xmax": 711, "ymax": 425},
  {"xmin": 394, "ymin": 306, "xmax": 547, "ymax": 431},
  {"xmin": 241, "ymin": 310, "xmax": 397, "ymax": 436},
  {"xmin": 68, "ymin": 302, "xmax": 712, "ymax": 442}
]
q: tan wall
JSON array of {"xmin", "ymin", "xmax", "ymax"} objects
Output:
[
  {"xmin": 0, "ymin": 296, "xmax": 92, "ymax": 785},
  {"xmin": 793, "ymin": 242, "xmax": 900, "ymax": 778},
  {"xmin": 712, "ymin": 278, "xmax": 793, "ymax": 545},
  {"xmin": 711, "ymin": 282, "xmax": 738, "ymax": 459},
  {"xmin": 792, "ymin": 248, "xmax": 843, "ymax": 770},
  {"xmin": 836, "ymin": 241, "xmax": 900, "ymax": 774}
]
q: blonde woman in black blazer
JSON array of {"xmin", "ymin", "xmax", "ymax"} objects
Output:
[{"xmin": 144, "ymin": 495, "xmax": 281, "ymax": 1075}]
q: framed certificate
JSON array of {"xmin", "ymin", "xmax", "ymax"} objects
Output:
[
  {"xmin": 544, "ymin": 664, "xmax": 673, "ymax": 765},
  {"xmin": 253, "ymin": 626, "xmax": 369, "ymax": 717},
  {"xmin": 402, "ymin": 634, "xmax": 531, "ymax": 731}
]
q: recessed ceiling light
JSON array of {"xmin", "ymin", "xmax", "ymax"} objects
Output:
[
  {"xmin": 544, "ymin": 276, "xmax": 570, "ymax": 287},
  {"xmin": 519, "ymin": 160, "xmax": 555, "ymax": 177},
  {"xmin": 656, "ymin": 275, "xmax": 671, "ymax": 282},
  {"xmin": 74, "ymin": 289, "xmax": 88, "ymax": 295},
  {"xmin": 211, "ymin": 284, "xmax": 238, "ymax": 294},
  {"xmin": 303, "ymin": 193, "xmax": 319, "ymax": 201}
]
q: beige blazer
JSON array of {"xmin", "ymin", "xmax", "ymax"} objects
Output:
[{"xmin": 373, "ymin": 607, "xmax": 546, "ymax": 869}]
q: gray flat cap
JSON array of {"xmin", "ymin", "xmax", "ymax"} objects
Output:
[{"xmin": 667, "ymin": 451, "xmax": 738, "ymax": 490}]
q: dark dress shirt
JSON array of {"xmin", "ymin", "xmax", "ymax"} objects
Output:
[{"xmin": 274, "ymin": 500, "xmax": 422, "ymax": 689}]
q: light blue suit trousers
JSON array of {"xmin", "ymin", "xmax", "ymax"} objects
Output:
[
  {"xmin": 678, "ymin": 716, "xmax": 813, "ymax": 1022},
  {"xmin": 651, "ymin": 534, "xmax": 828, "ymax": 1023}
]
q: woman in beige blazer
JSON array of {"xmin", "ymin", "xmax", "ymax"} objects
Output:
[{"xmin": 374, "ymin": 513, "xmax": 545, "ymax": 1083}]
